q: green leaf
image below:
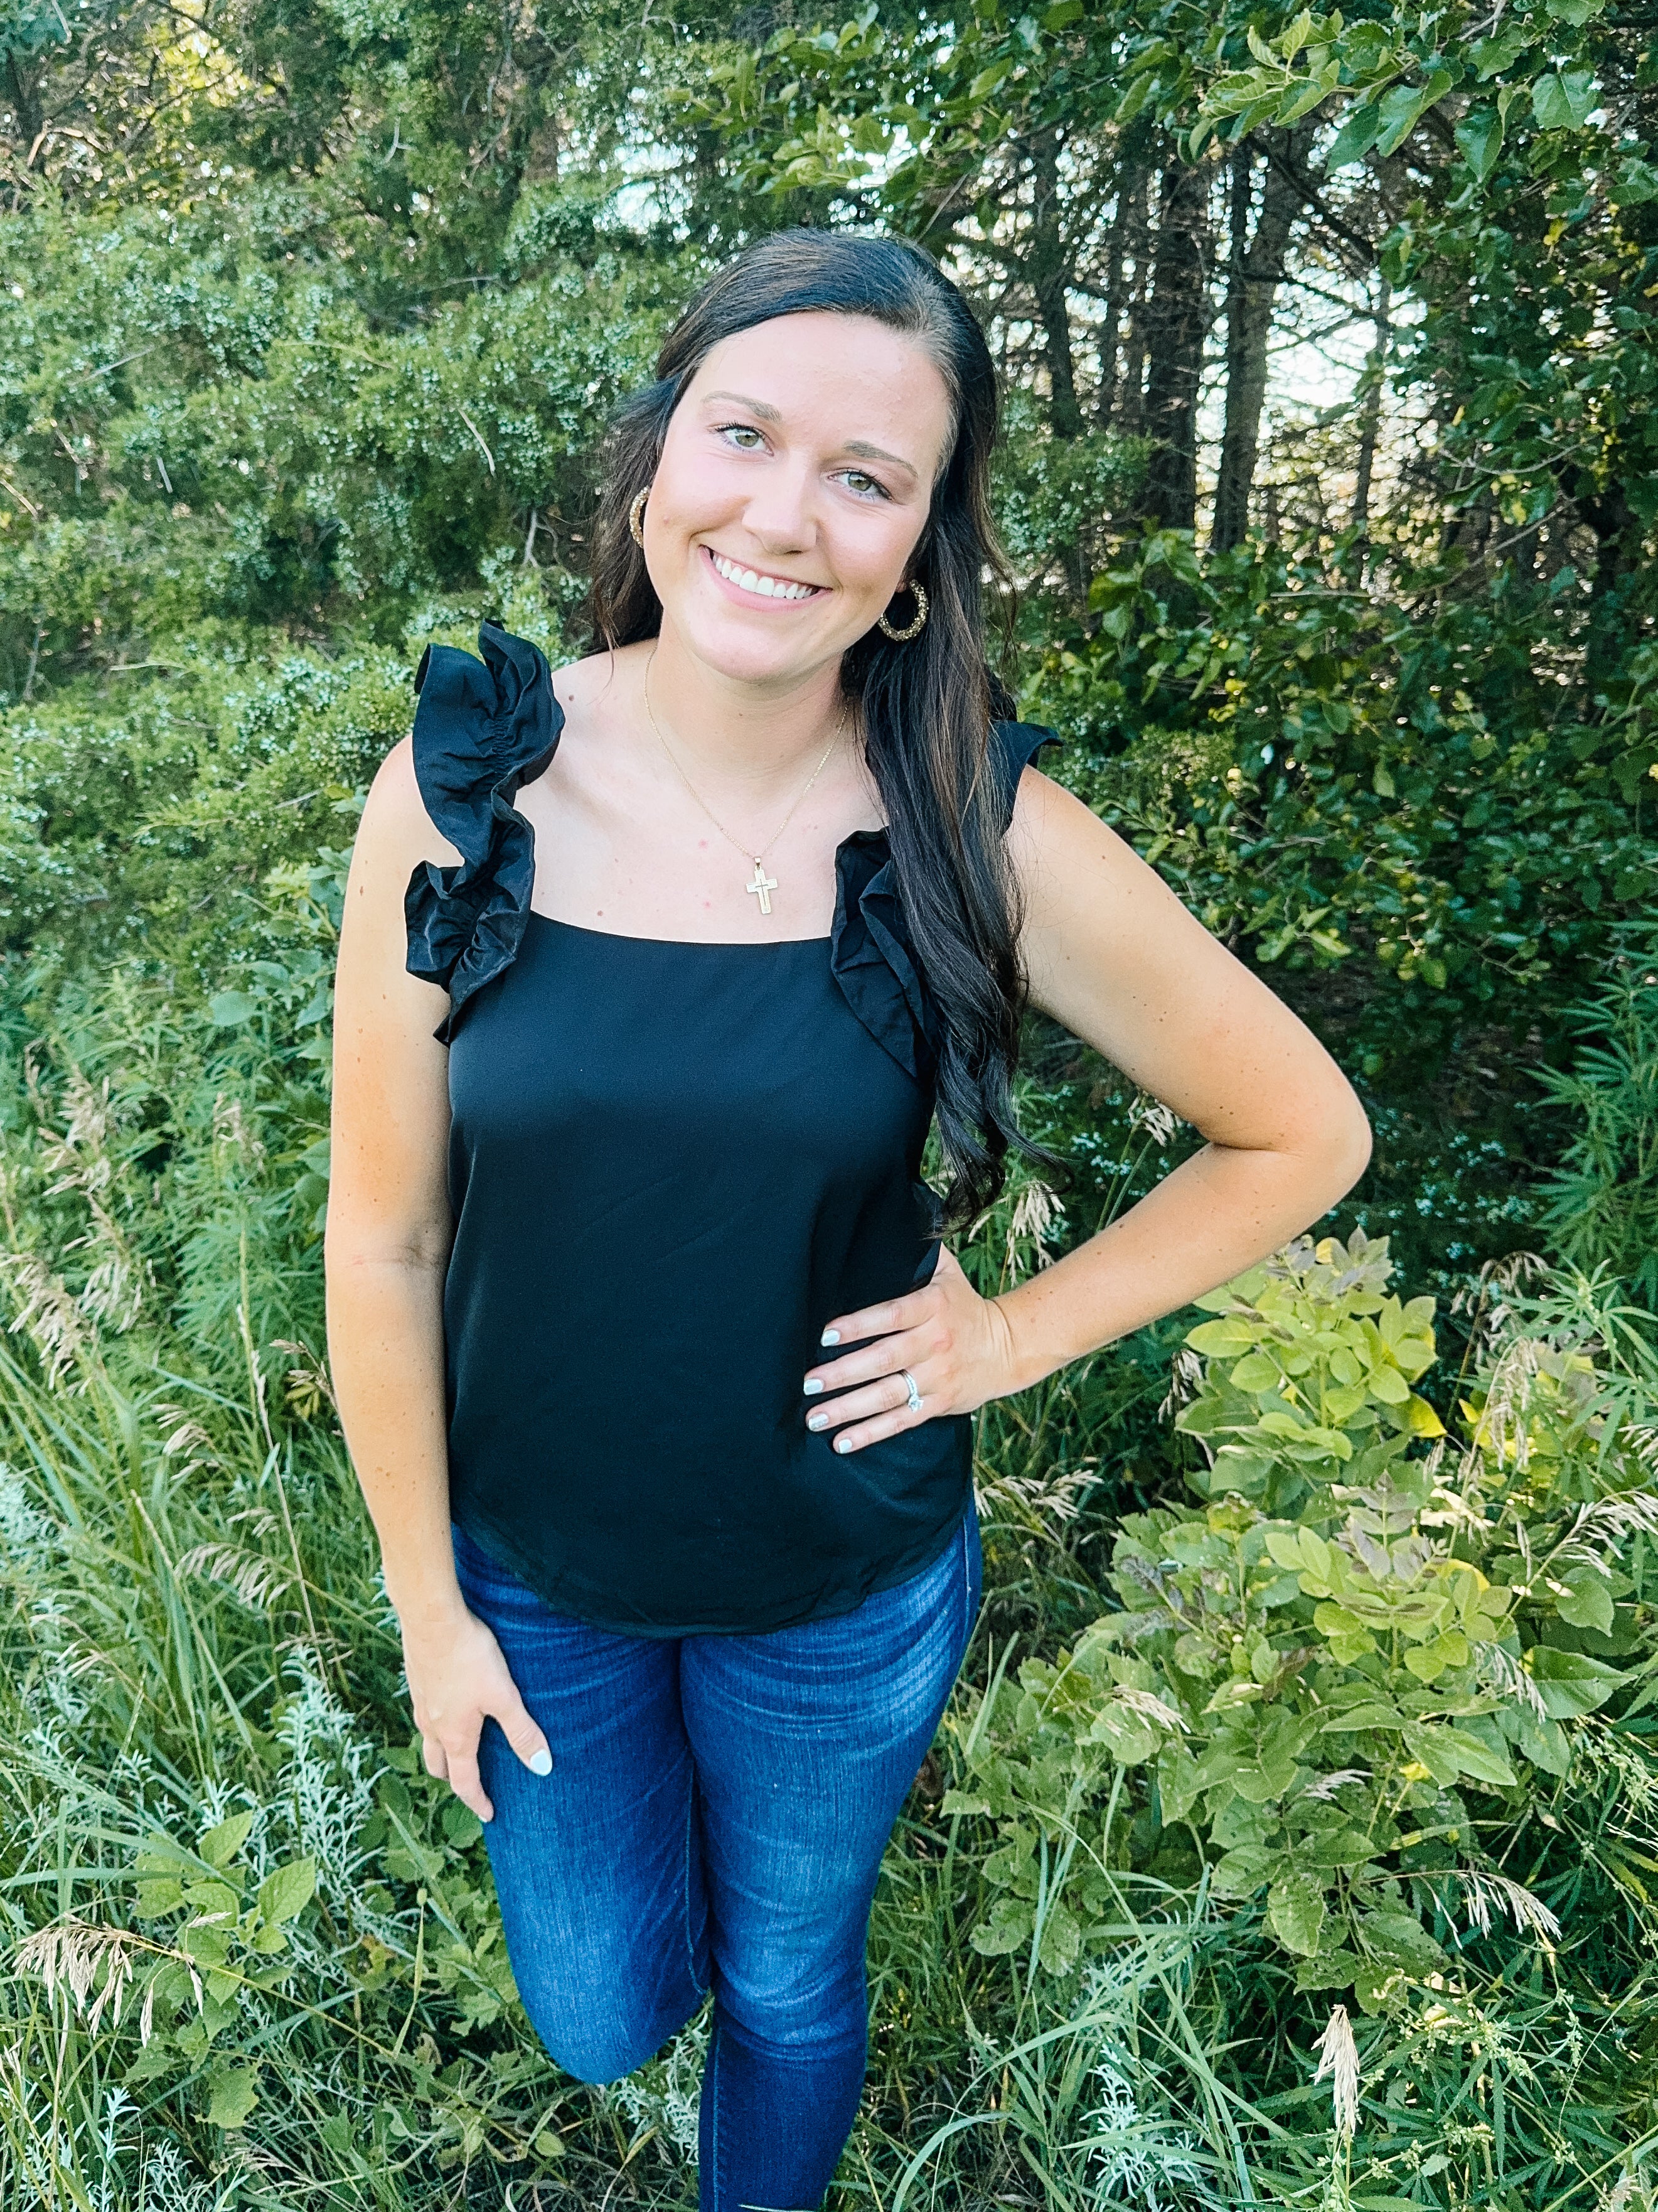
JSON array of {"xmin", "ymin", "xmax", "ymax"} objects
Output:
[
  {"xmin": 1554, "ymin": 1567, "xmax": 1615, "ymax": 1635},
  {"xmin": 1212, "ymin": 1845, "xmax": 1275, "ymax": 1898},
  {"xmin": 257, "ymin": 1857, "xmax": 316, "ymax": 1926},
  {"xmin": 1157, "ymin": 1744, "xmax": 1202, "ymax": 1825},
  {"xmin": 1360, "ymin": 1907, "xmax": 1445, "ymax": 1973},
  {"xmin": 1296, "ymin": 1947, "xmax": 1360, "ymax": 1990},
  {"xmin": 1321, "ymin": 1702, "xmax": 1404, "ymax": 1732},
  {"xmin": 970, "ymin": 1898, "xmax": 1035, "ymax": 1955},
  {"xmin": 1402, "ymin": 1393, "xmax": 1446, "ymax": 1437},
  {"xmin": 1404, "ymin": 1629, "xmax": 1470, "ymax": 1682},
  {"xmin": 1268, "ymin": 1872, "xmax": 1328, "ymax": 1956},
  {"xmin": 1507, "ymin": 1707, "xmax": 1573, "ymax": 1775},
  {"xmin": 208, "ymin": 990, "xmax": 259, "ymax": 1028},
  {"xmin": 1037, "ymin": 1900, "xmax": 1081, "ymax": 1974},
  {"xmin": 1402, "ymin": 1721, "xmax": 1463, "ymax": 1785},
  {"xmin": 1545, "ymin": 0, "xmax": 1605, "ymax": 21},
  {"xmin": 939, "ymin": 1790, "xmax": 990, "ymax": 1817},
  {"xmin": 1233, "ymin": 1748, "xmax": 1300, "ymax": 1803},
  {"xmin": 1615, "ymin": 157, "xmax": 1658, "ymax": 205},
  {"xmin": 1529, "ymin": 1645, "xmax": 1620, "ymax": 1718},
  {"xmin": 1187, "ymin": 1318, "xmax": 1258, "ymax": 1355},
  {"xmin": 1438, "ymin": 1726, "xmax": 1516, "ymax": 1786},
  {"xmin": 134, "ymin": 1877, "xmax": 183, "ymax": 1916},
  {"xmin": 1313, "ymin": 1604, "xmax": 1377, "ymax": 1662},
  {"xmin": 206, "ymin": 2068, "xmax": 260, "ymax": 2129},
  {"xmin": 1374, "ymin": 70, "xmax": 1452, "ymax": 159},
  {"xmin": 198, "ymin": 1811, "xmax": 255, "ymax": 1868},
  {"xmin": 1532, "ymin": 70, "xmax": 1597, "ymax": 131},
  {"xmin": 1455, "ymin": 104, "xmax": 1503, "ymax": 181},
  {"xmin": 1324, "ymin": 100, "xmax": 1379, "ymax": 171}
]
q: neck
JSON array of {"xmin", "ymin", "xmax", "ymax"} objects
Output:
[{"xmin": 643, "ymin": 622, "xmax": 852, "ymax": 790}]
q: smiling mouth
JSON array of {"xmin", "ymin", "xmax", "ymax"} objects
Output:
[{"xmin": 704, "ymin": 545, "xmax": 826, "ymax": 603}]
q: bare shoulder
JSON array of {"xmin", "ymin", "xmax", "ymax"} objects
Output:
[
  {"xmin": 547, "ymin": 640, "xmax": 646, "ymax": 736},
  {"xmin": 1006, "ymin": 760, "xmax": 1158, "ymax": 927},
  {"xmin": 356, "ymin": 733, "xmax": 462, "ymax": 881}
]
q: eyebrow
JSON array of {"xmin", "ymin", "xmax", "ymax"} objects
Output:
[{"xmin": 699, "ymin": 391, "xmax": 920, "ymax": 485}]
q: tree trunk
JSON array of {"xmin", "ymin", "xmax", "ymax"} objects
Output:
[
  {"xmin": 1115, "ymin": 164, "xmax": 1152, "ymax": 438},
  {"xmin": 1211, "ymin": 131, "xmax": 1303, "ymax": 553},
  {"xmin": 1097, "ymin": 183, "xmax": 1128, "ymax": 426},
  {"xmin": 1029, "ymin": 131, "xmax": 1083, "ymax": 439},
  {"xmin": 1349, "ymin": 271, "xmax": 1391, "ymax": 556},
  {"xmin": 1138, "ymin": 149, "xmax": 1211, "ymax": 533}
]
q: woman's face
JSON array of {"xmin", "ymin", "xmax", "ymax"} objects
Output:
[{"xmin": 639, "ymin": 309, "xmax": 956, "ymax": 691}]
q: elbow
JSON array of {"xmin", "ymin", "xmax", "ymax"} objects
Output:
[
  {"xmin": 1318, "ymin": 1082, "xmax": 1372, "ymax": 1207},
  {"xmin": 323, "ymin": 1219, "xmax": 451, "ymax": 1286}
]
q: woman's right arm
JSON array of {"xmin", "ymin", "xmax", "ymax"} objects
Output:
[{"xmin": 326, "ymin": 738, "xmax": 551, "ymax": 1820}]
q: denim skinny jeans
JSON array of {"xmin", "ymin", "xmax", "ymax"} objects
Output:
[{"xmin": 449, "ymin": 1497, "xmax": 982, "ymax": 2212}]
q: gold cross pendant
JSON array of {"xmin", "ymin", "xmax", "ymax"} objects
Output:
[{"xmin": 746, "ymin": 859, "xmax": 779, "ymax": 915}]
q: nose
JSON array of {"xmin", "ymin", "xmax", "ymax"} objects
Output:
[{"xmin": 741, "ymin": 458, "xmax": 817, "ymax": 557}]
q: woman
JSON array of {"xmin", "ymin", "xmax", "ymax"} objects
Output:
[{"xmin": 326, "ymin": 228, "xmax": 1370, "ymax": 2209}]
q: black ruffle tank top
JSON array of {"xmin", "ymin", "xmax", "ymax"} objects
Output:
[{"xmin": 404, "ymin": 623, "xmax": 1057, "ymax": 1636}]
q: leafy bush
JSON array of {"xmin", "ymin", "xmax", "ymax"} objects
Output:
[{"xmin": 946, "ymin": 1232, "xmax": 1655, "ymax": 2023}]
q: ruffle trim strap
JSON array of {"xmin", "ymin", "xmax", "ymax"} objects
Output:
[
  {"xmin": 828, "ymin": 716, "xmax": 1060, "ymax": 1081},
  {"xmin": 404, "ymin": 620, "xmax": 1059, "ymax": 1073},
  {"xmin": 404, "ymin": 622, "xmax": 564, "ymax": 1045}
]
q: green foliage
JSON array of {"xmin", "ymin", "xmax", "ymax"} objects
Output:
[
  {"xmin": 3, "ymin": 0, "xmax": 1657, "ymax": 2199},
  {"xmin": 1536, "ymin": 921, "xmax": 1658, "ymax": 1307},
  {"xmin": 944, "ymin": 1233, "xmax": 1655, "ymax": 2039}
]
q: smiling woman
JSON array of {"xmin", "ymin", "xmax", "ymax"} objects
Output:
[{"xmin": 323, "ymin": 228, "xmax": 1372, "ymax": 2212}]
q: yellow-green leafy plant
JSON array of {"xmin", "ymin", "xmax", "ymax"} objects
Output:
[{"xmin": 946, "ymin": 1233, "xmax": 1652, "ymax": 2011}]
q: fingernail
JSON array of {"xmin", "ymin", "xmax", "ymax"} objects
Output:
[
  {"xmin": 821, "ymin": 1328, "xmax": 840, "ymax": 1346},
  {"xmin": 803, "ymin": 1378, "xmax": 823, "ymax": 1397},
  {"xmin": 808, "ymin": 1412, "xmax": 828, "ymax": 1431},
  {"xmin": 529, "ymin": 1748, "xmax": 552, "ymax": 1776},
  {"xmin": 835, "ymin": 1436, "xmax": 853, "ymax": 1453}
]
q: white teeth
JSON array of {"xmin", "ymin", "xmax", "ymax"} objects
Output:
[{"xmin": 711, "ymin": 551, "xmax": 815, "ymax": 601}]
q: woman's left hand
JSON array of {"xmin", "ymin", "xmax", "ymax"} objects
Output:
[{"xmin": 803, "ymin": 1245, "xmax": 1024, "ymax": 1453}]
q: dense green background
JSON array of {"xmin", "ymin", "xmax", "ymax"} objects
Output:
[{"xmin": 1, "ymin": 0, "xmax": 1655, "ymax": 2204}]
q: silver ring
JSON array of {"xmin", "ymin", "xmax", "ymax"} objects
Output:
[{"xmin": 900, "ymin": 1370, "xmax": 923, "ymax": 1415}]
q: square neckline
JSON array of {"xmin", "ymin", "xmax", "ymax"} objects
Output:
[
  {"xmin": 525, "ymin": 910, "xmax": 835, "ymax": 950},
  {"xmin": 521, "ymin": 822, "xmax": 887, "ymax": 950}
]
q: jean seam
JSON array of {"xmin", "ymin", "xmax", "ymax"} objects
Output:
[
  {"xmin": 959, "ymin": 1509, "xmax": 972, "ymax": 1663},
  {"xmin": 682, "ymin": 1771, "xmax": 709, "ymax": 1997}
]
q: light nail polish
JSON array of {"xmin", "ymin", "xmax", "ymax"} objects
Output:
[
  {"xmin": 821, "ymin": 1328, "xmax": 841, "ymax": 1346},
  {"xmin": 807, "ymin": 1412, "xmax": 828, "ymax": 1431},
  {"xmin": 529, "ymin": 1748, "xmax": 552, "ymax": 1777},
  {"xmin": 835, "ymin": 1436, "xmax": 853, "ymax": 1453},
  {"xmin": 803, "ymin": 1378, "xmax": 824, "ymax": 1396}
]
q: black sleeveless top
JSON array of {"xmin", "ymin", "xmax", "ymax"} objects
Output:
[{"xmin": 405, "ymin": 623, "xmax": 1057, "ymax": 1636}]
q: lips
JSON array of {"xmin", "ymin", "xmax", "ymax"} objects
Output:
[{"xmin": 703, "ymin": 544, "xmax": 825, "ymax": 603}]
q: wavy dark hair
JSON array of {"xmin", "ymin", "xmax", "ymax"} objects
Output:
[{"xmin": 587, "ymin": 226, "xmax": 1040, "ymax": 1228}]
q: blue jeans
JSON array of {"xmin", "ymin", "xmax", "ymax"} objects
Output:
[{"xmin": 449, "ymin": 1498, "xmax": 981, "ymax": 2212}]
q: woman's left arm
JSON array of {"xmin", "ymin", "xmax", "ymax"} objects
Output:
[{"xmin": 804, "ymin": 766, "xmax": 1374, "ymax": 1452}]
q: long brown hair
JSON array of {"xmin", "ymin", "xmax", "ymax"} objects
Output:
[{"xmin": 587, "ymin": 228, "xmax": 1035, "ymax": 1227}]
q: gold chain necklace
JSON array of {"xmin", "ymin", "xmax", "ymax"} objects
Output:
[{"xmin": 643, "ymin": 647, "xmax": 845, "ymax": 916}]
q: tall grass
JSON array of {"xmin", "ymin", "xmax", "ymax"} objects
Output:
[{"xmin": 1, "ymin": 895, "xmax": 1655, "ymax": 2209}]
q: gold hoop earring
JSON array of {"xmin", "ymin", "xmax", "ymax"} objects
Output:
[
  {"xmin": 877, "ymin": 578, "xmax": 928, "ymax": 642},
  {"xmin": 628, "ymin": 486, "xmax": 650, "ymax": 548}
]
